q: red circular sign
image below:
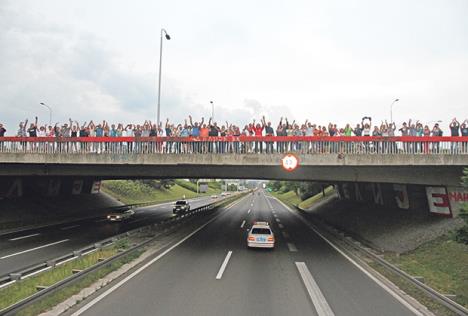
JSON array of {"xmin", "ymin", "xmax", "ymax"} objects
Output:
[{"xmin": 281, "ymin": 153, "xmax": 299, "ymax": 172}]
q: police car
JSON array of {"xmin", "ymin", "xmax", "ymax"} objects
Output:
[{"xmin": 247, "ymin": 221, "xmax": 275, "ymax": 249}]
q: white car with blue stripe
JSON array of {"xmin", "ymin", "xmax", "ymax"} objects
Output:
[{"xmin": 247, "ymin": 221, "xmax": 275, "ymax": 249}]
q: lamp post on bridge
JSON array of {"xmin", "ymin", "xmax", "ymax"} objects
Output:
[
  {"xmin": 428, "ymin": 120, "xmax": 442, "ymax": 126},
  {"xmin": 390, "ymin": 98, "xmax": 399, "ymax": 124},
  {"xmin": 39, "ymin": 102, "xmax": 52, "ymax": 126},
  {"xmin": 156, "ymin": 28, "xmax": 171, "ymax": 127},
  {"xmin": 210, "ymin": 101, "xmax": 214, "ymax": 121}
]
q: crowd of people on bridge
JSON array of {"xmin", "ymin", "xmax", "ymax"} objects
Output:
[{"xmin": 0, "ymin": 116, "xmax": 467, "ymax": 154}]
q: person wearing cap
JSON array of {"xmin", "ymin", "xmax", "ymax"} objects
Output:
[
  {"xmin": 431, "ymin": 122, "xmax": 443, "ymax": 153},
  {"xmin": 0, "ymin": 123, "xmax": 6, "ymax": 152},
  {"xmin": 449, "ymin": 118, "xmax": 460, "ymax": 154},
  {"xmin": 461, "ymin": 119, "xmax": 468, "ymax": 153}
]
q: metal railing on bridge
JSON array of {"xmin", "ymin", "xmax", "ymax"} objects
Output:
[{"xmin": 0, "ymin": 136, "xmax": 467, "ymax": 155}]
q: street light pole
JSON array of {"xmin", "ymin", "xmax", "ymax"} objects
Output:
[
  {"xmin": 210, "ymin": 101, "xmax": 214, "ymax": 121},
  {"xmin": 390, "ymin": 98, "xmax": 399, "ymax": 123},
  {"xmin": 157, "ymin": 28, "xmax": 171, "ymax": 127},
  {"xmin": 39, "ymin": 102, "xmax": 52, "ymax": 126}
]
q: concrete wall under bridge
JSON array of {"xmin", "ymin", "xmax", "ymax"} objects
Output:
[
  {"xmin": 0, "ymin": 153, "xmax": 466, "ymax": 186},
  {"xmin": 336, "ymin": 182, "xmax": 468, "ymax": 218}
]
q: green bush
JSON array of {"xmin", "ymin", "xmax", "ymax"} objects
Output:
[
  {"xmin": 454, "ymin": 168, "xmax": 468, "ymax": 244},
  {"xmin": 174, "ymin": 180, "xmax": 198, "ymax": 192},
  {"xmin": 208, "ymin": 181, "xmax": 221, "ymax": 190}
]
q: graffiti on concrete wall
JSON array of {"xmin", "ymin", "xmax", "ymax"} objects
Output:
[
  {"xmin": 0, "ymin": 177, "xmax": 101, "ymax": 198},
  {"xmin": 393, "ymin": 184, "xmax": 410, "ymax": 209},
  {"xmin": 426, "ymin": 186, "xmax": 468, "ymax": 217},
  {"xmin": 337, "ymin": 182, "xmax": 467, "ymax": 218}
]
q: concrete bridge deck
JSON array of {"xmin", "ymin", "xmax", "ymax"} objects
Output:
[{"xmin": 0, "ymin": 153, "xmax": 466, "ymax": 186}]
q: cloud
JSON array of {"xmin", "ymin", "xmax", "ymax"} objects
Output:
[{"xmin": 1, "ymin": 0, "xmax": 467, "ymax": 135}]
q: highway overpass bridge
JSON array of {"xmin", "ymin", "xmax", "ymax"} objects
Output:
[
  {"xmin": 0, "ymin": 152, "xmax": 465, "ymax": 186},
  {"xmin": 0, "ymin": 136, "xmax": 467, "ymax": 217}
]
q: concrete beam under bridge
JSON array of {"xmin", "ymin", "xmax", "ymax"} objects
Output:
[{"xmin": 0, "ymin": 153, "xmax": 466, "ymax": 186}]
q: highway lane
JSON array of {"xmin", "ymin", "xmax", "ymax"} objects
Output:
[
  {"xmin": 69, "ymin": 191, "xmax": 417, "ymax": 316},
  {"xmin": 0, "ymin": 195, "xmax": 218, "ymax": 276}
]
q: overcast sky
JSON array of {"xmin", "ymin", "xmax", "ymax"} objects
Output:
[{"xmin": 0, "ymin": 0, "xmax": 467, "ymax": 132}]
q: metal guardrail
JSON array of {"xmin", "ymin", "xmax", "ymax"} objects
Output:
[
  {"xmin": 0, "ymin": 136, "xmax": 467, "ymax": 155},
  {"xmin": 294, "ymin": 207, "xmax": 468, "ymax": 316},
  {"xmin": 0, "ymin": 194, "xmax": 244, "ymax": 315},
  {"xmin": 0, "ymin": 199, "xmax": 222, "ymax": 288}
]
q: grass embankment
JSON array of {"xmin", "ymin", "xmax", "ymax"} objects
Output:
[
  {"xmin": 270, "ymin": 186, "xmax": 335, "ymax": 209},
  {"xmin": 173, "ymin": 180, "xmax": 222, "ymax": 195},
  {"xmin": 0, "ymin": 239, "xmax": 136, "ymax": 314},
  {"xmin": 102, "ymin": 180, "xmax": 222, "ymax": 205},
  {"xmin": 272, "ymin": 186, "xmax": 468, "ymax": 311},
  {"xmin": 384, "ymin": 235, "xmax": 468, "ymax": 309}
]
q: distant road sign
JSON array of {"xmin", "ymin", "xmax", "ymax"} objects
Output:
[{"xmin": 281, "ymin": 153, "xmax": 299, "ymax": 172}]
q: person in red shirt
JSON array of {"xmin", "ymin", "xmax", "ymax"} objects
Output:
[{"xmin": 251, "ymin": 118, "xmax": 265, "ymax": 153}]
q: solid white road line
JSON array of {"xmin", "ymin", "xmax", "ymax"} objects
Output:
[
  {"xmin": 240, "ymin": 220, "xmax": 246, "ymax": 228},
  {"xmin": 282, "ymin": 231, "xmax": 289, "ymax": 238},
  {"xmin": 9, "ymin": 233, "xmax": 40, "ymax": 241},
  {"xmin": 71, "ymin": 198, "xmax": 246, "ymax": 316},
  {"xmin": 275, "ymin": 197, "xmax": 425, "ymax": 316},
  {"xmin": 0, "ymin": 239, "xmax": 69, "ymax": 260},
  {"xmin": 216, "ymin": 250, "xmax": 233, "ymax": 280},
  {"xmin": 278, "ymin": 223, "xmax": 284, "ymax": 229},
  {"xmin": 60, "ymin": 225, "xmax": 80, "ymax": 230},
  {"xmin": 287, "ymin": 242, "xmax": 298, "ymax": 252},
  {"xmin": 296, "ymin": 262, "xmax": 335, "ymax": 316}
]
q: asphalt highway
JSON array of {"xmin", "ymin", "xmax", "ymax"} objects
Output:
[
  {"xmin": 69, "ymin": 191, "xmax": 418, "ymax": 316},
  {"xmin": 0, "ymin": 196, "xmax": 218, "ymax": 277}
]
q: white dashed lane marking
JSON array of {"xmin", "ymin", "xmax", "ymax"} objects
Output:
[
  {"xmin": 60, "ymin": 225, "xmax": 80, "ymax": 230},
  {"xmin": 296, "ymin": 262, "xmax": 335, "ymax": 316},
  {"xmin": 216, "ymin": 251, "xmax": 233, "ymax": 280},
  {"xmin": 9, "ymin": 233, "xmax": 40, "ymax": 241},
  {"xmin": 0, "ymin": 239, "xmax": 70, "ymax": 260},
  {"xmin": 287, "ymin": 242, "xmax": 298, "ymax": 252}
]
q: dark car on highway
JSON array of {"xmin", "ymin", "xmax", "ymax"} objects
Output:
[
  {"xmin": 107, "ymin": 209, "xmax": 135, "ymax": 222},
  {"xmin": 173, "ymin": 200, "xmax": 190, "ymax": 214}
]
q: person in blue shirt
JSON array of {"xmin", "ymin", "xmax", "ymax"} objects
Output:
[{"xmin": 189, "ymin": 115, "xmax": 204, "ymax": 153}]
